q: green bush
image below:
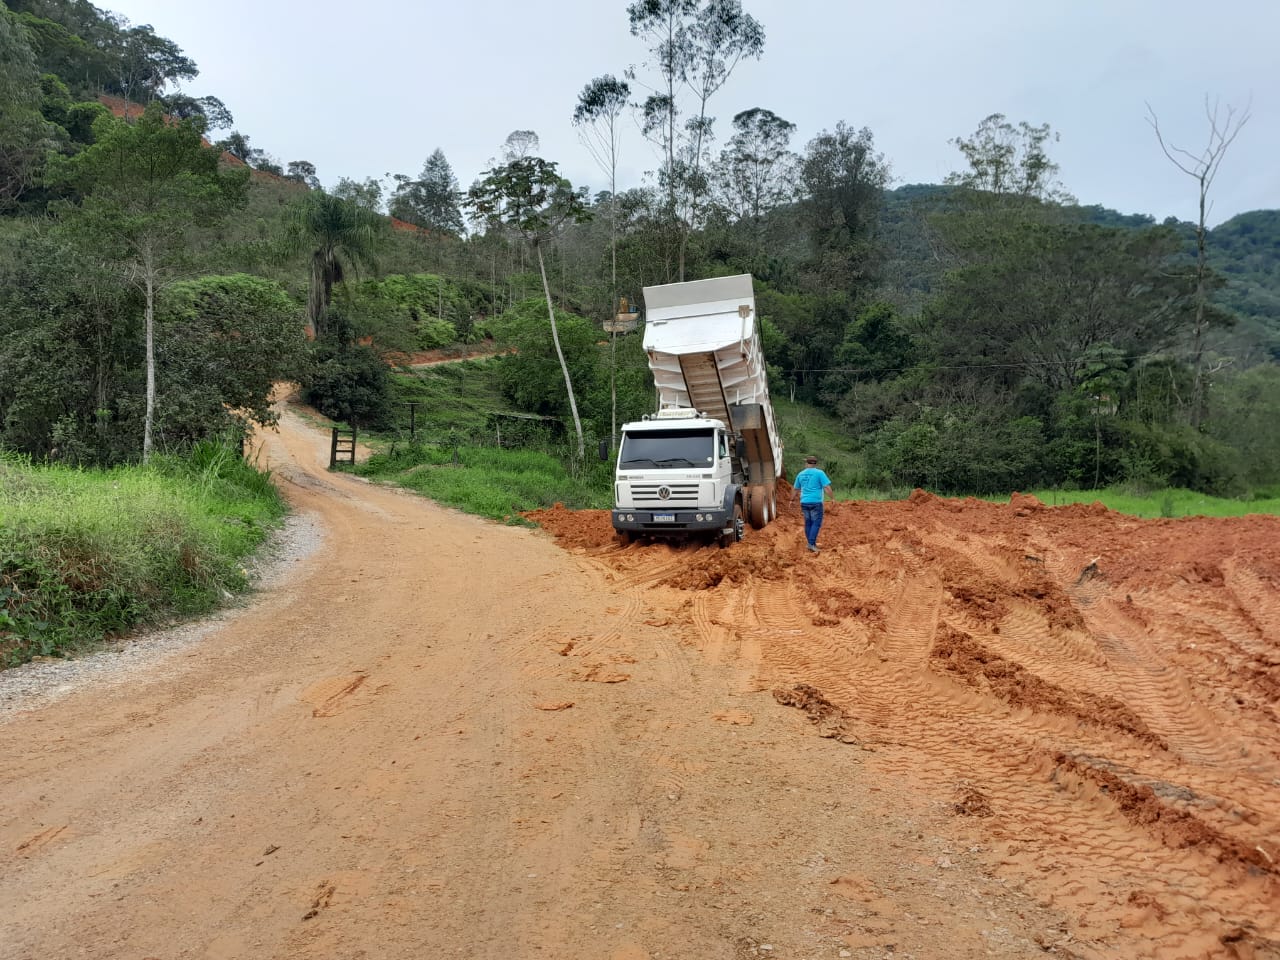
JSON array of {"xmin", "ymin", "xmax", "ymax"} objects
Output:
[
  {"xmin": 489, "ymin": 298, "xmax": 599, "ymax": 420},
  {"xmin": 303, "ymin": 334, "xmax": 393, "ymax": 429}
]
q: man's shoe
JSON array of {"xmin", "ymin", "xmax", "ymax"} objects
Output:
[{"xmin": 807, "ymin": 544, "xmax": 817, "ymax": 552}]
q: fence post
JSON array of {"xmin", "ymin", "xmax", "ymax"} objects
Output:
[
  {"xmin": 330, "ymin": 428, "xmax": 339, "ymax": 468},
  {"xmin": 404, "ymin": 401, "xmax": 419, "ymax": 442}
]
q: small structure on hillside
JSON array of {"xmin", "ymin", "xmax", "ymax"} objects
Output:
[{"xmin": 604, "ymin": 296, "xmax": 640, "ymax": 334}]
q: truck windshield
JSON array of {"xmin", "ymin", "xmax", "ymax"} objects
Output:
[{"xmin": 619, "ymin": 429, "xmax": 714, "ymax": 468}]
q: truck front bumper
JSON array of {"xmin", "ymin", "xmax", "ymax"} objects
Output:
[{"xmin": 612, "ymin": 508, "xmax": 730, "ymax": 536}]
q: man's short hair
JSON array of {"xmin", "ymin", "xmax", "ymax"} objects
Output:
[{"xmin": 804, "ymin": 456, "xmax": 817, "ymax": 464}]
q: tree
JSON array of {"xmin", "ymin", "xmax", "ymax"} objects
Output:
[
  {"xmin": 573, "ymin": 74, "xmax": 630, "ymax": 300},
  {"xmin": 216, "ymin": 130, "xmax": 252, "ymax": 163},
  {"xmin": 109, "ymin": 22, "xmax": 197, "ymax": 107},
  {"xmin": 799, "ymin": 122, "xmax": 890, "ymax": 291},
  {"xmin": 0, "ymin": 5, "xmax": 56, "ymax": 209},
  {"xmin": 711, "ymin": 107, "xmax": 797, "ymax": 247},
  {"xmin": 501, "ymin": 130, "xmax": 540, "ymax": 161},
  {"xmin": 286, "ymin": 160, "xmax": 320, "ymax": 189},
  {"xmin": 927, "ymin": 221, "xmax": 1196, "ymax": 396},
  {"xmin": 467, "ymin": 157, "xmax": 591, "ymax": 457},
  {"xmin": 491, "ymin": 297, "xmax": 600, "ymax": 423},
  {"xmin": 47, "ymin": 104, "xmax": 248, "ymax": 462},
  {"xmin": 0, "ymin": 222, "xmax": 141, "ymax": 465},
  {"xmin": 680, "ymin": 0, "xmax": 765, "ymax": 239},
  {"xmin": 1146, "ymin": 96, "xmax": 1251, "ymax": 427},
  {"xmin": 280, "ymin": 191, "xmax": 389, "ymax": 340},
  {"xmin": 157, "ymin": 274, "xmax": 305, "ymax": 443},
  {"xmin": 628, "ymin": 0, "xmax": 695, "ymax": 221},
  {"xmin": 627, "ymin": 0, "xmax": 764, "ymax": 279},
  {"xmin": 159, "ymin": 94, "xmax": 234, "ymax": 132},
  {"xmin": 388, "ymin": 148, "xmax": 465, "ymax": 234},
  {"xmin": 573, "ymin": 73, "xmax": 631, "ymax": 444},
  {"xmin": 944, "ymin": 113, "xmax": 1072, "ymax": 202},
  {"xmin": 332, "ymin": 176, "xmax": 385, "ymax": 212}
]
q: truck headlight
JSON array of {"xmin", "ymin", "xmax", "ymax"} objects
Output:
[
  {"xmin": 696, "ymin": 513, "xmax": 704, "ymax": 522},
  {"xmin": 626, "ymin": 513, "xmax": 634, "ymax": 522}
]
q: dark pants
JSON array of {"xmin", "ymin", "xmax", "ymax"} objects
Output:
[{"xmin": 801, "ymin": 502, "xmax": 824, "ymax": 547}]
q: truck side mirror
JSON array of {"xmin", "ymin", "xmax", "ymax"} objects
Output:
[{"xmin": 598, "ymin": 439, "xmax": 610, "ymax": 461}]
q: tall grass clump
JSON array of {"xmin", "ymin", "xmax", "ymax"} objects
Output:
[{"xmin": 0, "ymin": 442, "xmax": 284, "ymax": 666}]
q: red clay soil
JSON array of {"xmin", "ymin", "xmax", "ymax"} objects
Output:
[
  {"xmin": 527, "ymin": 491, "xmax": 1280, "ymax": 957},
  {"xmin": 388, "ymin": 342, "xmax": 514, "ymax": 367},
  {"xmin": 4, "ymin": 400, "xmax": 1277, "ymax": 960}
]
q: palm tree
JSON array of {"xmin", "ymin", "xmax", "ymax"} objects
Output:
[{"xmin": 282, "ymin": 191, "xmax": 387, "ymax": 339}]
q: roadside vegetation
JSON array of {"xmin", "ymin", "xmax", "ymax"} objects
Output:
[
  {"xmin": 0, "ymin": 444, "xmax": 283, "ymax": 666},
  {"xmin": 1008, "ymin": 487, "xmax": 1280, "ymax": 519},
  {"xmin": 1, "ymin": 1, "xmax": 1277, "ymax": 659},
  {"xmin": 349, "ymin": 355, "xmax": 1280, "ymax": 522},
  {"xmin": 351, "ymin": 357, "xmax": 612, "ymax": 521}
]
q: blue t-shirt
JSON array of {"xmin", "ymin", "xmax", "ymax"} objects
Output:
[{"xmin": 794, "ymin": 467, "xmax": 831, "ymax": 504}]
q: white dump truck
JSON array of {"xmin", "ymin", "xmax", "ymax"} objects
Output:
[{"xmin": 608, "ymin": 274, "xmax": 782, "ymax": 546}]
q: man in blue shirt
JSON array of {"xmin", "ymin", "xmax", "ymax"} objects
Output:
[{"xmin": 790, "ymin": 455, "xmax": 833, "ymax": 553}]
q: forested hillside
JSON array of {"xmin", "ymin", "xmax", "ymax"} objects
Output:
[{"xmin": 1, "ymin": 0, "xmax": 1277, "ymax": 497}]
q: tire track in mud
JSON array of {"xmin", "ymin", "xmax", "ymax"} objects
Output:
[
  {"xmin": 527, "ymin": 500, "xmax": 1280, "ymax": 957},
  {"xmin": 1077, "ymin": 595, "xmax": 1247, "ymax": 768},
  {"xmin": 1222, "ymin": 559, "xmax": 1280, "ymax": 652}
]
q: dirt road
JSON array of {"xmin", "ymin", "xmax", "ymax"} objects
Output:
[{"xmin": 3, "ymin": 406, "xmax": 1278, "ymax": 960}]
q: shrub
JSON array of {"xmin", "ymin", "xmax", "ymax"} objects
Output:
[{"xmin": 303, "ymin": 337, "xmax": 393, "ymax": 429}]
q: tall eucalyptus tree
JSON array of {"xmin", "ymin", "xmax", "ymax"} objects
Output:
[{"xmin": 468, "ymin": 157, "xmax": 591, "ymax": 457}]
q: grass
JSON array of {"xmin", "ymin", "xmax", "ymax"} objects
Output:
[
  {"xmin": 0, "ymin": 443, "xmax": 284, "ymax": 667},
  {"xmin": 387, "ymin": 359, "xmax": 514, "ymax": 439},
  {"xmin": 356, "ymin": 443, "xmax": 612, "ymax": 521},
  {"xmin": 354, "ymin": 357, "xmax": 612, "ymax": 520},
  {"xmin": 772, "ymin": 395, "xmax": 910, "ymax": 500},
  {"xmin": 1009, "ymin": 487, "xmax": 1280, "ymax": 519}
]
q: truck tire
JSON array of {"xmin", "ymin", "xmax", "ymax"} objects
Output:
[
  {"xmin": 618, "ymin": 530, "xmax": 636, "ymax": 546},
  {"xmin": 748, "ymin": 487, "xmax": 768, "ymax": 529},
  {"xmin": 720, "ymin": 501, "xmax": 744, "ymax": 548}
]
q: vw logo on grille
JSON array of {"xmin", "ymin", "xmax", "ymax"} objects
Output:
[{"xmin": 657, "ymin": 485, "xmax": 672, "ymax": 500}]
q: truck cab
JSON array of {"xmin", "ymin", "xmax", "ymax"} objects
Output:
[{"xmin": 611, "ymin": 409, "xmax": 744, "ymax": 545}]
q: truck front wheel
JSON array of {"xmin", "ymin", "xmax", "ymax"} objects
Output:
[{"xmin": 720, "ymin": 501, "xmax": 745, "ymax": 548}]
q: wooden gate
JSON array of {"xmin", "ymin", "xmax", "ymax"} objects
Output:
[{"xmin": 330, "ymin": 427, "xmax": 357, "ymax": 467}]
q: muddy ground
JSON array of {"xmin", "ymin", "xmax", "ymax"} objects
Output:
[{"xmin": 2, "ymin": 404, "xmax": 1277, "ymax": 960}]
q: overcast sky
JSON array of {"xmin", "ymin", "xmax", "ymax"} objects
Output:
[{"xmin": 104, "ymin": 0, "xmax": 1277, "ymax": 227}]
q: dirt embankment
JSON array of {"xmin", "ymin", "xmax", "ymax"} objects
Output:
[{"xmin": 528, "ymin": 490, "xmax": 1280, "ymax": 958}]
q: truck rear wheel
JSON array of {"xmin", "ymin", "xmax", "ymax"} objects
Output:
[
  {"xmin": 748, "ymin": 487, "xmax": 768, "ymax": 529},
  {"xmin": 720, "ymin": 501, "xmax": 744, "ymax": 548}
]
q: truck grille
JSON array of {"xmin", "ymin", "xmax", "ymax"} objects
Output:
[{"xmin": 631, "ymin": 482, "xmax": 700, "ymax": 504}]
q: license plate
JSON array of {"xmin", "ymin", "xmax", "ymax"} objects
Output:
[{"xmin": 652, "ymin": 513, "xmax": 676, "ymax": 522}]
